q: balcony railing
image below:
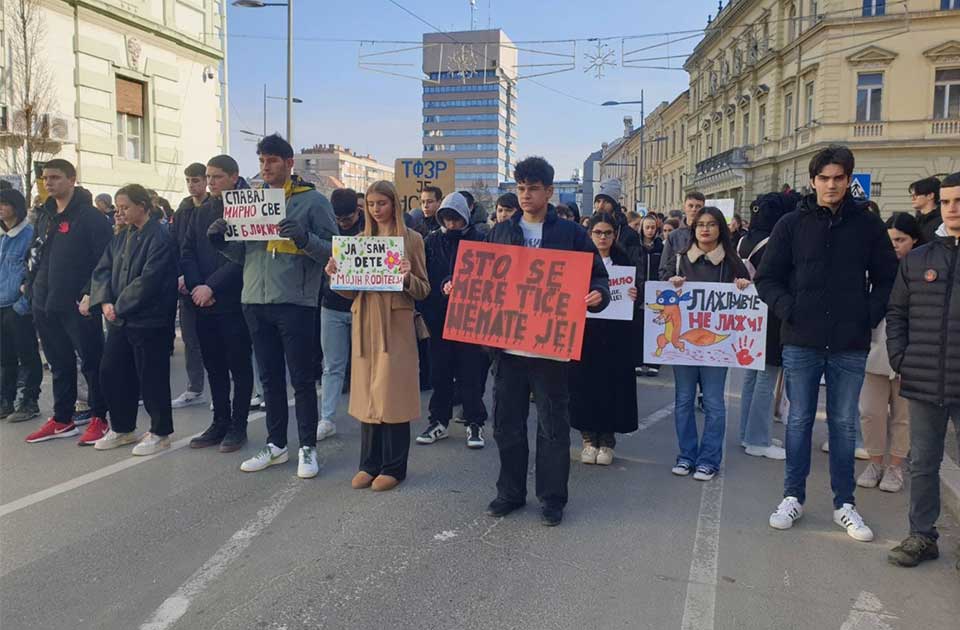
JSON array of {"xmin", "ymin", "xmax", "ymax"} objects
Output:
[
  {"xmin": 931, "ymin": 119, "xmax": 960, "ymax": 136},
  {"xmin": 853, "ymin": 122, "xmax": 884, "ymax": 137},
  {"xmin": 695, "ymin": 147, "xmax": 749, "ymax": 176}
]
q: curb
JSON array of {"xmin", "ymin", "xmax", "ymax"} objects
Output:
[{"xmin": 942, "ymin": 451, "xmax": 960, "ymax": 524}]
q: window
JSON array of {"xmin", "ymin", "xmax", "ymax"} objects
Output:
[
  {"xmin": 862, "ymin": 0, "xmax": 885, "ymax": 17},
  {"xmin": 427, "ymin": 69, "xmax": 498, "ymax": 81},
  {"xmin": 856, "ymin": 72, "xmax": 883, "ymax": 121},
  {"xmin": 942, "ymin": 0, "xmax": 960, "ymax": 9},
  {"xmin": 758, "ymin": 104, "xmax": 767, "ymax": 139},
  {"xmin": 116, "ymin": 77, "xmax": 145, "ymax": 161},
  {"xmin": 423, "ymin": 143, "xmax": 498, "ymax": 152},
  {"xmin": 804, "ymin": 81, "xmax": 815, "ymax": 124},
  {"xmin": 0, "ymin": 104, "xmax": 8, "ymax": 132},
  {"xmin": 788, "ymin": 5, "xmax": 797, "ymax": 42},
  {"xmin": 423, "ymin": 84, "xmax": 499, "ymax": 94},
  {"xmin": 671, "ymin": 128, "xmax": 676, "ymax": 155},
  {"xmin": 455, "ymin": 158, "xmax": 499, "ymax": 166},
  {"xmin": 424, "ymin": 128, "xmax": 498, "ymax": 137},
  {"xmin": 715, "ymin": 127, "xmax": 722, "ymax": 154},
  {"xmin": 728, "ymin": 118, "xmax": 736, "ymax": 148},
  {"xmin": 784, "ymin": 92, "xmax": 794, "ymax": 134},
  {"xmin": 742, "ymin": 111, "xmax": 750, "ymax": 145},
  {"xmin": 422, "ymin": 98, "xmax": 499, "ymax": 109},
  {"xmin": 934, "ymin": 68, "xmax": 960, "ymax": 119},
  {"xmin": 872, "ymin": 182, "xmax": 883, "ymax": 196}
]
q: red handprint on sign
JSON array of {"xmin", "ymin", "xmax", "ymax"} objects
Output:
[{"xmin": 731, "ymin": 337, "xmax": 762, "ymax": 366}]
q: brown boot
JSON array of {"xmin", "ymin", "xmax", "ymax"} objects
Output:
[
  {"xmin": 371, "ymin": 474, "xmax": 401, "ymax": 492},
  {"xmin": 351, "ymin": 471, "xmax": 375, "ymax": 489}
]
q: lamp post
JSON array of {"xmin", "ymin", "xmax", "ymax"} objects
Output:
[
  {"xmin": 238, "ymin": 91, "xmax": 302, "ymax": 142},
  {"xmin": 233, "ymin": 0, "xmax": 295, "ymax": 146}
]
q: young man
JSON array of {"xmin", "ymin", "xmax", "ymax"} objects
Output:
[
  {"xmin": 756, "ymin": 145, "xmax": 898, "ymax": 542},
  {"xmin": 316, "ymin": 188, "xmax": 364, "ymax": 442},
  {"xmin": 25, "ymin": 159, "xmax": 113, "ymax": 445},
  {"xmin": 593, "ymin": 179, "xmax": 641, "ymax": 263},
  {"xmin": 484, "ymin": 156, "xmax": 610, "ymax": 526},
  {"xmin": 909, "ymin": 176, "xmax": 941, "ymax": 244},
  {"xmin": 658, "ymin": 191, "xmax": 706, "ymax": 280},
  {"xmin": 208, "ymin": 134, "xmax": 337, "ymax": 479},
  {"xmin": 886, "ymin": 171, "xmax": 960, "ymax": 568},
  {"xmin": 417, "ymin": 192, "xmax": 489, "ymax": 449},
  {"xmin": 181, "ymin": 155, "xmax": 253, "ymax": 453},
  {"xmin": 409, "ymin": 185, "xmax": 442, "ymax": 235},
  {"xmin": 170, "ymin": 162, "xmax": 210, "ymax": 410}
]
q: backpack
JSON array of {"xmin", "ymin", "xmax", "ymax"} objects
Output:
[{"xmin": 738, "ymin": 235, "xmax": 769, "ymax": 280}]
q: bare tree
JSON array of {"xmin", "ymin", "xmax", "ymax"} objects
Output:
[{"xmin": 2, "ymin": 0, "xmax": 60, "ymax": 197}]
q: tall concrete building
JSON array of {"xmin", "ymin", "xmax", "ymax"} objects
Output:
[{"xmin": 421, "ymin": 29, "xmax": 518, "ymax": 194}]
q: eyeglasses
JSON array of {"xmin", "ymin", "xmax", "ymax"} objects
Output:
[
  {"xmin": 695, "ymin": 222, "xmax": 719, "ymax": 230},
  {"xmin": 591, "ymin": 229, "xmax": 615, "ymax": 238}
]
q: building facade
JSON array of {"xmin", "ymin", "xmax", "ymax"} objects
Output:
[
  {"xmin": 684, "ymin": 0, "xmax": 960, "ymax": 214},
  {"xmin": 597, "ymin": 117, "xmax": 642, "ymax": 213},
  {"xmin": 294, "ymin": 144, "xmax": 393, "ymax": 195},
  {"xmin": 640, "ymin": 91, "xmax": 690, "ymax": 215},
  {"xmin": 422, "ymin": 29, "xmax": 518, "ymax": 193},
  {"xmin": 0, "ymin": 0, "xmax": 227, "ymax": 200}
]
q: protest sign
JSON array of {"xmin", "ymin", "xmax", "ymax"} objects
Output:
[
  {"xmin": 706, "ymin": 198, "xmax": 736, "ymax": 224},
  {"xmin": 587, "ymin": 265, "xmax": 635, "ymax": 321},
  {"xmin": 395, "ymin": 158, "xmax": 456, "ymax": 213},
  {"xmin": 330, "ymin": 236, "xmax": 405, "ymax": 291},
  {"xmin": 642, "ymin": 281, "xmax": 768, "ymax": 371},
  {"xmin": 223, "ymin": 188, "xmax": 286, "ymax": 241},
  {"xmin": 443, "ymin": 241, "xmax": 593, "ymax": 361}
]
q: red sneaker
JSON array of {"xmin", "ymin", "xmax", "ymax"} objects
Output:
[
  {"xmin": 78, "ymin": 417, "xmax": 109, "ymax": 446},
  {"xmin": 26, "ymin": 418, "xmax": 79, "ymax": 443}
]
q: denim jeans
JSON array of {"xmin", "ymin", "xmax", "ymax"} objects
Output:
[
  {"xmin": 673, "ymin": 365, "xmax": 728, "ymax": 472},
  {"xmin": 319, "ymin": 307, "xmax": 351, "ymax": 423},
  {"xmin": 739, "ymin": 363, "xmax": 779, "ymax": 448},
  {"xmin": 907, "ymin": 400, "xmax": 960, "ymax": 541},
  {"xmin": 782, "ymin": 345, "xmax": 867, "ymax": 508}
]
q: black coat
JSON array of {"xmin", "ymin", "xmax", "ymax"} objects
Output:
[
  {"xmin": 422, "ymin": 224, "xmax": 486, "ymax": 334},
  {"xmin": 28, "ymin": 188, "xmax": 113, "ymax": 313},
  {"xmin": 90, "ymin": 218, "xmax": 178, "ymax": 328},
  {"xmin": 915, "ymin": 208, "xmax": 942, "ymax": 246},
  {"xmin": 755, "ymin": 193, "xmax": 898, "ymax": 353},
  {"xmin": 886, "ymin": 235, "xmax": 960, "ymax": 406},
  {"xmin": 638, "ymin": 237, "xmax": 663, "ymax": 282},
  {"xmin": 664, "ymin": 245, "xmax": 750, "ymax": 283},
  {"xmin": 180, "ymin": 194, "xmax": 245, "ymax": 314},
  {"xmin": 172, "ymin": 195, "xmax": 207, "ymax": 269},
  {"xmin": 602, "ymin": 209, "xmax": 642, "ymax": 264}
]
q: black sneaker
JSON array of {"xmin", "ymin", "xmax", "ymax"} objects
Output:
[
  {"xmin": 219, "ymin": 425, "xmax": 248, "ymax": 453},
  {"xmin": 466, "ymin": 424, "xmax": 485, "ymax": 449},
  {"xmin": 416, "ymin": 421, "xmax": 449, "ymax": 444},
  {"xmin": 541, "ymin": 505, "xmax": 563, "ymax": 527},
  {"xmin": 189, "ymin": 421, "xmax": 228, "ymax": 449},
  {"xmin": 888, "ymin": 535, "xmax": 939, "ymax": 567},
  {"xmin": 486, "ymin": 497, "xmax": 525, "ymax": 518},
  {"xmin": 7, "ymin": 400, "xmax": 40, "ymax": 423},
  {"xmin": 646, "ymin": 366, "xmax": 660, "ymax": 377},
  {"xmin": 0, "ymin": 401, "xmax": 14, "ymax": 420}
]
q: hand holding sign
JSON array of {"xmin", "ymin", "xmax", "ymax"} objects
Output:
[
  {"xmin": 223, "ymin": 189, "xmax": 286, "ymax": 241},
  {"xmin": 330, "ymin": 236, "xmax": 405, "ymax": 291},
  {"xmin": 278, "ymin": 218, "xmax": 307, "ymax": 249}
]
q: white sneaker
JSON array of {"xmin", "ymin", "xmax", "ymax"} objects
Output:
[
  {"xmin": 93, "ymin": 429, "xmax": 138, "ymax": 451},
  {"xmin": 131, "ymin": 432, "xmax": 171, "ymax": 456},
  {"xmin": 741, "ymin": 437, "xmax": 783, "ymax": 448},
  {"xmin": 856, "ymin": 462, "xmax": 884, "ymax": 488},
  {"xmin": 416, "ymin": 422, "xmax": 449, "ymax": 444},
  {"xmin": 693, "ymin": 466, "xmax": 716, "ymax": 481},
  {"xmin": 596, "ymin": 447, "xmax": 614, "ymax": 466},
  {"xmin": 316, "ymin": 420, "xmax": 337, "ymax": 442},
  {"xmin": 745, "ymin": 444, "xmax": 787, "ymax": 460},
  {"xmin": 249, "ymin": 394, "xmax": 264, "ymax": 410},
  {"xmin": 820, "ymin": 441, "xmax": 870, "ymax": 460},
  {"xmin": 581, "ymin": 444, "xmax": 599, "ymax": 464},
  {"xmin": 297, "ymin": 446, "xmax": 319, "ymax": 479},
  {"xmin": 833, "ymin": 503, "xmax": 874, "ymax": 542},
  {"xmin": 769, "ymin": 496, "xmax": 803, "ymax": 530},
  {"xmin": 671, "ymin": 462, "xmax": 692, "ymax": 476},
  {"xmin": 241, "ymin": 443, "xmax": 289, "ymax": 472},
  {"xmin": 171, "ymin": 390, "xmax": 205, "ymax": 409}
]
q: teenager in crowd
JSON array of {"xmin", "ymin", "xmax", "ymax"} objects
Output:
[
  {"xmin": 94, "ymin": 193, "xmax": 116, "ymax": 225},
  {"xmin": 25, "ymin": 159, "xmax": 113, "ymax": 445},
  {"xmin": 758, "ymin": 145, "xmax": 898, "ymax": 542},
  {"xmin": 886, "ymin": 171, "xmax": 960, "ymax": 568},
  {"xmin": 418, "ymin": 192, "xmax": 488, "ymax": 449},
  {"xmin": 659, "ymin": 192, "xmax": 705, "ymax": 280},
  {"xmin": 626, "ymin": 210, "xmax": 643, "ymax": 233},
  {"xmin": 182, "ymin": 155, "xmax": 253, "ymax": 453},
  {"xmin": 90, "ymin": 184, "xmax": 178, "ymax": 455},
  {"xmin": 570, "ymin": 213, "xmax": 638, "ymax": 465},
  {"xmin": 909, "ymin": 176, "xmax": 941, "ymax": 245},
  {"xmin": 556, "ymin": 204, "xmax": 575, "ymax": 221},
  {"xmin": 495, "ymin": 192, "xmax": 520, "ymax": 224},
  {"xmin": 662, "ymin": 218, "xmax": 679, "ymax": 239},
  {"xmin": 636, "ymin": 214, "xmax": 664, "ymax": 376},
  {"xmin": 208, "ymin": 134, "xmax": 337, "ymax": 479},
  {"xmin": 410, "ymin": 185, "xmax": 442, "ymax": 235},
  {"xmin": 0, "ymin": 189, "xmax": 42, "ymax": 423},
  {"xmin": 729, "ymin": 213, "xmax": 745, "ymax": 243},
  {"xmin": 663, "ymin": 206, "xmax": 750, "ymax": 481},
  {"xmin": 326, "ymin": 181, "xmax": 431, "ymax": 492},
  {"xmin": 593, "ymin": 179, "xmax": 641, "ymax": 263},
  {"xmin": 485, "ymin": 156, "xmax": 610, "ymax": 527},
  {"xmin": 567, "ymin": 202, "xmax": 582, "ymax": 224}
]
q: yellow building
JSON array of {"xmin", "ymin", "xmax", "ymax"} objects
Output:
[{"xmin": 642, "ymin": 91, "xmax": 690, "ymax": 214}]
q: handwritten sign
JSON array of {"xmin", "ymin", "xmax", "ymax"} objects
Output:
[
  {"xmin": 443, "ymin": 241, "xmax": 592, "ymax": 361},
  {"xmin": 587, "ymin": 265, "xmax": 635, "ymax": 321},
  {"xmin": 223, "ymin": 188, "xmax": 285, "ymax": 241},
  {"xmin": 395, "ymin": 158, "xmax": 456, "ymax": 214},
  {"xmin": 330, "ymin": 236, "xmax": 405, "ymax": 291},
  {"xmin": 643, "ymin": 281, "xmax": 768, "ymax": 371}
]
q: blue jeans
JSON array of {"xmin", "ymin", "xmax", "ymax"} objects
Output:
[
  {"xmin": 674, "ymin": 365, "xmax": 728, "ymax": 472},
  {"xmin": 782, "ymin": 345, "xmax": 867, "ymax": 509},
  {"xmin": 739, "ymin": 364, "xmax": 779, "ymax": 447},
  {"xmin": 319, "ymin": 307, "xmax": 352, "ymax": 423}
]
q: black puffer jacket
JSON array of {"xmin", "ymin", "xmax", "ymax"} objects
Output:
[
  {"xmin": 886, "ymin": 235, "xmax": 960, "ymax": 406},
  {"xmin": 90, "ymin": 217, "xmax": 178, "ymax": 328},
  {"xmin": 637, "ymin": 237, "xmax": 663, "ymax": 283},
  {"xmin": 599, "ymin": 208, "xmax": 641, "ymax": 265},
  {"xmin": 172, "ymin": 194, "xmax": 207, "ymax": 268},
  {"xmin": 755, "ymin": 193, "xmax": 898, "ymax": 352}
]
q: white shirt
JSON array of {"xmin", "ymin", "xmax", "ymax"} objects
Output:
[{"xmin": 520, "ymin": 219, "xmax": 543, "ymax": 248}]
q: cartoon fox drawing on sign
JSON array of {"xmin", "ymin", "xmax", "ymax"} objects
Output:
[{"xmin": 646, "ymin": 289, "xmax": 729, "ymax": 356}]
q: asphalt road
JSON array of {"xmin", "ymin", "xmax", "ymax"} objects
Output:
[{"xmin": 1, "ymin": 344, "xmax": 958, "ymax": 630}]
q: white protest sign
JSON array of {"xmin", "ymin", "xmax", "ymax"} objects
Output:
[
  {"xmin": 223, "ymin": 188, "xmax": 286, "ymax": 241},
  {"xmin": 706, "ymin": 198, "xmax": 736, "ymax": 224},
  {"xmin": 587, "ymin": 265, "xmax": 635, "ymax": 321},
  {"xmin": 330, "ymin": 236, "xmax": 405, "ymax": 291}
]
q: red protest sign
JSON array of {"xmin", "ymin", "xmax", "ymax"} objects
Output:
[{"xmin": 442, "ymin": 241, "xmax": 593, "ymax": 360}]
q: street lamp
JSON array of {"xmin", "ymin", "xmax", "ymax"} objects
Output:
[
  {"xmin": 238, "ymin": 89, "xmax": 302, "ymax": 139},
  {"xmin": 603, "ymin": 93, "xmax": 647, "ymax": 207},
  {"xmin": 232, "ymin": 0, "xmax": 295, "ymax": 146}
]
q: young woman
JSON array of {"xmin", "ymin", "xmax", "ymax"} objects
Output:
[
  {"xmin": 662, "ymin": 218, "xmax": 680, "ymax": 239},
  {"xmin": 625, "ymin": 210, "xmax": 643, "ymax": 233},
  {"xmin": 326, "ymin": 180, "xmax": 431, "ymax": 491},
  {"xmin": 856, "ymin": 213, "xmax": 921, "ymax": 493},
  {"xmin": 636, "ymin": 214, "xmax": 664, "ymax": 376},
  {"xmin": 569, "ymin": 214, "xmax": 639, "ymax": 465},
  {"xmin": 663, "ymin": 206, "xmax": 750, "ymax": 481}
]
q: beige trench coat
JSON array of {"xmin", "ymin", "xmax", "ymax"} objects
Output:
[{"xmin": 336, "ymin": 228, "xmax": 431, "ymax": 424}]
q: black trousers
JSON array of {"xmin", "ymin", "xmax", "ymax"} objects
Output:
[
  {"xmin": 0, "ymin": 306, "xmax": 42, "ymax": 405},
  {"xmin": 33, "ymin": 308, "xmax": 106, "ymax": 422},
  {"xmin": 359, "ymin": 422, "xmax": 411, "ymax": 480},
  {"xmin": 581, "ymin": 432, "xmax": 616, "ymax": 448},
  {"xmin": 243, "ymin": 303, "xmax": 318, "ymax": 449},
  {"xmin": 428, "ymin": 336, "xmax": 488, "ymax": 426},
  {"xmin": 100, "ymin": 324, "xmax": 173, "ymax": 435},
  {"xmin": 492, "ymin": 353, "xmax": 571, "ymax": 508},
  {"xmin": 196, "ymin": 311, "xmax": 254, "ymax": 429}
]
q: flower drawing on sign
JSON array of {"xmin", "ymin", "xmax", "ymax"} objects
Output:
[
  {"xmin": 384, "ymin": 250, "xmax": 401, "ymax": 271},
  {"xmin": 646, "ymin": 289, "xmax": 729, "ymax": 357}
]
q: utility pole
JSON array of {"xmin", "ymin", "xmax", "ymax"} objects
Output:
[{"xmin": 638, "ymin": 89, "xmax": 645, "ymax": 209}]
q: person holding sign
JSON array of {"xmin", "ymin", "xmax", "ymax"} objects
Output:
[
  {"xmin": 325, "ymin": 180, "xmax": 430, "ymax": 492},
  {"xmin": 484, "ymin": 157, "xmax": 609, "ymax": 527},
  {"xmin": 662, "ymin": 206, "xmax": 751, "ymax": 482},
  {"xmin": 207, "ymin": 135, "xmax": 338, "ymax": 480},
  {"xmin": 636, "ymin": 214, "xmax": 664, "ymax": 376},
  {"xmin": 569, "ymin": 214, "xmax": 639, "ymax": 466}
]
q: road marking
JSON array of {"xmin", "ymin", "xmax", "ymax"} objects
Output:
[
  {"xmin": 624, "ymin": 403, "xmax": 675, "ymax": 437},
  {"xmin": 140, "ymin": 479, "xmax": 302, "ymax": 630},
  {"xmin": 840, "ymin": 591, "xmax": 898, "ymax": 630},
  {"xmin": 680, "ymin": 467, "xmax": 724, "ymax": 630}
]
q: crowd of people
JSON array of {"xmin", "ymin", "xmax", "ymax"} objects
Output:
[{"xmin": 0, "ymin": 139, "xmax": 958, "ymax": 569}]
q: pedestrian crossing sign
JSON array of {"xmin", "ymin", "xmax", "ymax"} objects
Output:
[{"xmin": 850, "ymin": 173, "xmax": 871, "ymax": 199}]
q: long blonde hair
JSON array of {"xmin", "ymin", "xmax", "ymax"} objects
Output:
[{"xmin": 362, "ymin": 180, "xmax": 406, "ymax": 237}]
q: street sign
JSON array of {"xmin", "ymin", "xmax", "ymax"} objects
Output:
[
  {"xmin": 635, "ymin": 204, "xmax": 648, "ymax": 216},
  {"xmin": 394, "ymin": 158, "xmax": 456, "ymax": 214},
  {"xmin": 850, "ymin": 173, "xmax": 871, "ymax": 199}
]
